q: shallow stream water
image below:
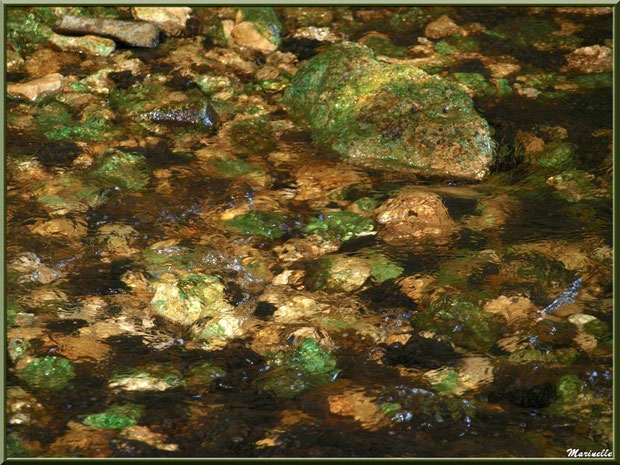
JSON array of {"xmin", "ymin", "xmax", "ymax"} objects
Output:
[{"xmin": 6, "ymin": 6, "xmax": 613, "ymax": 458}]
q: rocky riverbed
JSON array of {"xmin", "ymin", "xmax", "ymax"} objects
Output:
[{"xmin": 6, "ymin": 6, "xmax": 613, "ymax": 458}]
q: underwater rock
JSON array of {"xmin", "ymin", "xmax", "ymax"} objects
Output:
[
  {"xmin": 48, "ymin": 32, "xmax": 116, "ymax": 56},
  {"xmin": 83, "ymin": 403, "xmax": 144, "ymax": 430},
  {"xmin": 149, "ymin": 273, "xmax": 232, "ymax": 327},
  {"xmin": 258, "ymin": 338, "xmax": 339, "ymax": 398},
  {"xmin": 109, "ymin": 364, "xmax": 184, "ymax": 391},
  {"xmin": 8, "ymin": 73, "xmax": 63, "ymax": 101},
  {"xmin": 132, "ymin": 7, "xmax": 192, "ymax": 36},
  {"xmin": 375, "ymin": 187, "xmax": 456, "ymax": 245},
  {"xmin": 284, "ymin": 43, "xmax": 494, "ymax": 180},
  {"xmin": 18, "ymin": 356, "xmax": 76, "ymax": 391},
  {"xmin": 424, "ymin": 15, "xmax": 465, "ymax": 39},
  {"xmin": 383, "ymin": 334, "xmax": 459, "ymax": 369},
  {"xmin": 562, "ymin": 45, "xmax": 612, "ymax": 74},
  {"xmin": 231, "ymin": 7, "xmax": 283, "ymax": 53},
  {"xmin": 54, "ymin": 15, "xmax": 160, "ymax": 48},
  {"xmin": 411, "ymin": 294, "xmax": 505, "ymax": 352},
  {"xmin": 304, "ymin": 255, "xmax": 371, "ymax": 293}
]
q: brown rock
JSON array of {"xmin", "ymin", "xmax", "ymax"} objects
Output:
[
  {"xmin": 375, "ymin": 188, "xmax": 457, "ymax": 245},
  {"xmin": 562, "ymin": 45, "xmax": 612, "ymax": 74},
  {"xmin": 424, "ymin": 15, "xmax": 465, "ymax": 39},
  {"xmin": 132, "ymin": 7, "xmax": 192, "ymax": 36},
  {"xmin": 54, "ymin": 15, "xmax": 160, "ymax": 48},
  {"xmin": 231, "ymin": 21, "xmax": 278, "ymax": 53},
  {"xmin": 8, "ymin": 73, "xmax": 63, "ymax": 101},
  {"xmin": 48, "ymin": 32, "xmax": 116, "ymax": 56}
]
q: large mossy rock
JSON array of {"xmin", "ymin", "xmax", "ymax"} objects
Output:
[{"xmin": 284, "ymin": 42, "xmax": 494, "ymax": 181}]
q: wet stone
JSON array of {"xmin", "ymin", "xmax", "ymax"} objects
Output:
[
  {"xmin": 382, "ymin": 334, "xmax": 459, "ymax": 369},
  {"xmin": 7, "ymin": 73, "xmax": 63, "ymax": 101},
  {"xmin": 284, "ymin": 42, "xmax": 494, "ymax": 181},
  {"xmin": 54, "ymin": 15, "xmax": 160, "ymax": 48},
  {"xmin": 48, "ymin": 32, "xmax": 116, "ymax": 56}
]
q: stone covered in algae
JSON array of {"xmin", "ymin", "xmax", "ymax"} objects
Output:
[
  {"xmin": 259, "ymin": 338, "xmax": 339, "ymax": 399},
  {"xmin": 305, "ymin": 211, "xmax": 374, "ymax": 242},
  {"xmin": 227, "ymin": 116, "xmax": 276, "ymax": 155},
  {"xmin": 284, "ymin": 42, "xmax": 494, "ymax": 181},
  {"xmin": 82, "ymin": 403, "xmax": 144, "ymax": 430},
  {"xmin": 18, "ymin": 356, "xmax": 76, "ymax": 391},
  {"xmin": 304, "ymin": 255, "xmax": 371, "ymax": 293},
  {"xmin": 149, "ymin": 273, "xmax": 231, "ymax": 327},
  {"xmin": 225, "ymin": 211, "xmax": 287, "ymax": 239},
  {"xmin": 231, "ymin": 7, "xmax": 283, "ymax": 53},
  {"xmin": 90, "ymin": 149, "xmax": 151, "ymax": 191},
  {"xmin": 109, "ymin": 364, "xmax": 185, "ymax": 391},
  {"xmin": 410, "ymin": 295, "xmax": 505, "ymax": 352}
]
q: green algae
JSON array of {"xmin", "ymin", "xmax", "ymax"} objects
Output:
[
  {"xmin": 7, "ymin": 8, "xmax": 53, "ymax": 56},
  {"xmin": 525, "ymin": 141, "xmax": 576, "ymax": 171},
  {"xmin": 507, "ymin": 348, "xmax": 579, "ymax": 366},
  {"xmin": 368, "ymin": 255, "xmax": 404, "ymax": 283},
  {"xmin": 19, "ymin": 356, "xmax": 76, "ymax": 391},
  {"xmin": 411, "ymin": 295, "xmax": 505, "ymax": 352},
  {"xmin": 210, "ymin": 157, "xmax": 264, "ymax": 178},
  {"xmin": 426, "ymin": 368, "xmax": 462, "ymax": 395},
  {"xmin": 237, "ymin": 7, "xmax": 283, "ymax": 46},
  {"xmin": 260, "ymin": 338, "xmax": 339, "ymax": 399},
  {"xmin": 186, "ymin": 361, "xmax": 227, "ymax": 388},
  {"xmin": 83, "ymin": 403, "xmax": 144, "ymax": 430},
  {"xmin": 284, "ymin": 42, "xmax": 494, "ymax": 180},
  {"xmin": 7, "ymin": 299, "xmax": 22, "ymax": 327},
  {"xmin": 306, "ymin": 211, "xmax": 374, "ymax": 242},
  {"xmin": 228, "ymin": 116, "xmax": 276, "ymax": 155},
  {"xmin": 225, "ymin": 211, "xmax": 286, "ymax": 239},
  {"xmin": 90, "ymin": 149, "xmax": 150, "ymax": 191},
  {"xmin": 491, "ymin": 17, "xmax": 582, "ymax": 51}
]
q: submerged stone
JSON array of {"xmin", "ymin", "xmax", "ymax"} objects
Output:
[
  {"xmin": 227, "ymin": 116, "xmax": 275, "ymax": 155},
  {"xmin": 383, "ymin": 334, "xmax": 459, "ymax": 369},
  {"xmin": 284, "ymin": 42, "xmax": 494, "ymax": 180},
  {"xmin": 83, "ymin": 403, "xmax": 144, "ymax": 430},
  {"xmin": 90, "ymin": 149, "xmax": 150, "ymax": 191},
  {"xmin": 48, "ymin": 32, "xmax": 116, "ymax": 56},
  {"xmin": 304, "ymin": 255, "xmax": 371, "ymax": 293},
  {"xmin": 54, "ymin": 15, "xmax": 160, "ymax": 48},
  {"xmin": 225, "ymin": 211, "xmax": 287, "ymax": 239},
  {"xmin": 186, "ymin": 361, "xmax": 226, "ymax": 391},
  {"xmin": 131, "ymin": 7, "xmax": 191, "ymax": 36},
  {"xmin": 8, "ymin": 73, "xmax": 63, "ymax": 101},
  {"xmin": 18, "ymin": 356, "xmax": 76, "ymax": 391},
  {"xmin": 109, "ymin": 364, "xmax": 185, "ymax": 391},
  {"xmin": 150, "ymin": 273, "xmax": 231, "ymax": 327},
  {"xmin": 306, "ymin": 211, "xmax": 374, "ymax": 242},
  {"xmin": 375, "ymin": 187, "xmax": 456, "ymax": 246},
  {"xmin": 411, "ymin": 295, "xmax": 505, "ymax": 352},
  {"xmin": 232, "ymin": 7, "xmax": 283, "ymax": 53},
  {"xmin": 259, "ymin": 338, "xmax": 339, "ymax": 398}
]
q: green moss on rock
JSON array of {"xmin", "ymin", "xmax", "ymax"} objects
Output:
[
  {"xmin": 411, "ymin": 295, "xmax": 505, "ymax": 351},
  {"xmin": 83, "ymin": 403, "xmax": 144, "ymax": 430},
  {"xmin": 225, "ymin": 211, "xmax": 286, "ymax": 239},
  {"xmin": 18, "ymin": 356, "xmax": 76, "ymax": 391},
  {"xmin": 228, "ymin": 116, "xmax": 276, "ymax": 155},
  {"xmin": 259, "ymin": 338, "xmax": 339, "ymax": 398},
  {"xmin": 284, "ymin": 42, "xmax": 494, "ymax": 181},
  {"xmin": 90, "ymin": 149, "xmax": 150, "ymax": 191},
  {"xmin": 306, "ymin": 211, "xmax": 374, "ymax": 242},
  {"xmin": 210, "ymin": 157, "xmax": 264, "ymax": 178}
]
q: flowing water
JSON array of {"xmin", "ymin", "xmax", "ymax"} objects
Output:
[{"xmin": 5, "ymin": 6, "xmax": 613, "ymax": 458}]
